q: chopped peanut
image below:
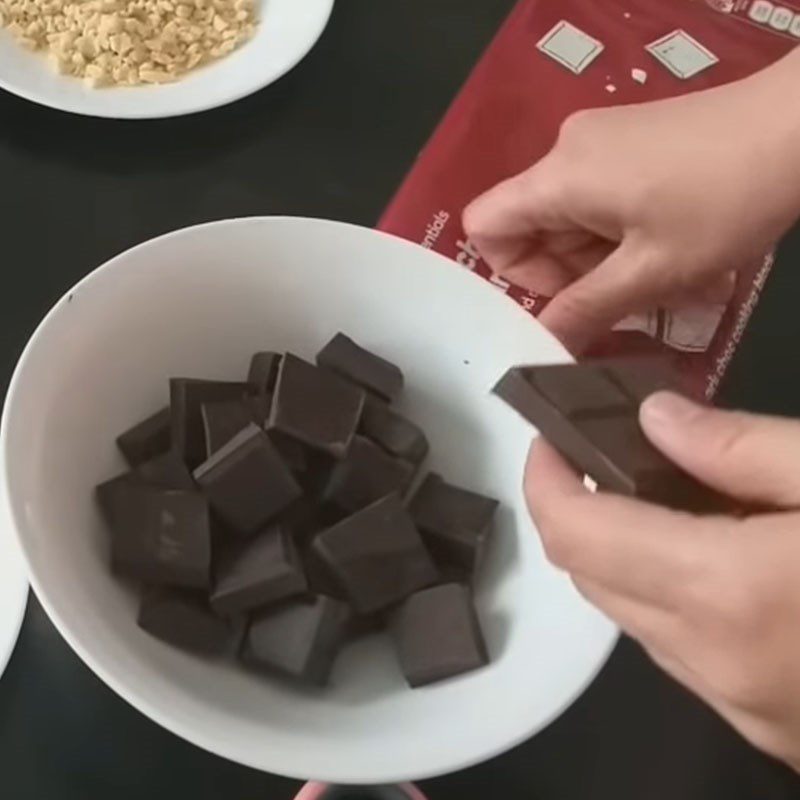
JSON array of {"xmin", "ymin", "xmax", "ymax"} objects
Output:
[{"xmin": 0, "ymin": 0, "xmax": 256, "ymax": 86}]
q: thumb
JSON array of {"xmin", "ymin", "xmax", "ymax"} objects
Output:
[
  {"xmin": 538, "ymin": 240, "xmax": 660, "ymax": 353},
  {"xmin": 640, "ymin": 392, "xmax": 800, "ymax": 508}
]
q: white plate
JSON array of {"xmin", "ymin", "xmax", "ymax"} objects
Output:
[
  {"xmin": 0, "ymin": 463, "xmax": 28, "ymax": 683},
  {"xmin": 2, "ymin": 218, "xmax": 617, "ymax": 781},
  {"xmin": 0, "ymin": 0, "xmax": 334, "ymax": 118}
]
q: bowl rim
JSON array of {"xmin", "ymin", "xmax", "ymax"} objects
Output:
[{"xmin": 0, "ymin": 216, "xmax": 617, "ymax": 782}]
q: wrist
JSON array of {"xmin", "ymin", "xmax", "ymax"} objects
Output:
[{"xmin": 740, "ymin": 50, "xmax": 800, "ymax": 223}]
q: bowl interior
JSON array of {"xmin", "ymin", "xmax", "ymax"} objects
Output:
[
  {"xmin": 2, "ymin": 218, "xmax": 616, "ymax": 782},
  {"xmin": 0, "ymin": 0, "xmax": 333, "ymax": 117}
]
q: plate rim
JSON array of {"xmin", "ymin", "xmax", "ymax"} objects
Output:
[
  {"xmin": 0, "ymin": 468, "xmax": 29, "ymax": 683},
  {"xmin": 0, "ymin": 0, "xmax": 335, "ymax": 119}
]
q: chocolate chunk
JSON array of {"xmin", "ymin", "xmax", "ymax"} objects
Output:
[
  {"xmin": 248, "ymin": 352, "xmax": 282, "ymax": 395},
  {"xmin": 316, "ymin": 333, "xmax": 404, "ymax": 401},
  {"xmin": 246, "ymin": 394, "xmax": 271, "ymax": 427},
  {"xmin": 267, "ymin": 429, "xmax": 308, "ymax": 474},
  {"xmin": 116, "ymin": 406, "xmax": 172, "ymax": 467},
  {"xmin": 96, "ymin": 478, "xmax": 210, "ymax": 587},
  {"xmin": 301, "ymin": 542, "xmax": 346, "ymax": 600},
  {"xmin": 269, "ymin": 354, "xmax": 365, "ymax": 458},
  {"xmin": 409, "ymin": 474, "xmax": 498, "ymax": 578},
  {"xmin": 193, "ymin": 423, "xmax": 302, "ymax": 535},
  {"xmin": 278, "ymin": 497, "xmax": 335, "ymax": 542},
  {"xmin": 201, "ymin": 399, "xmax": 254, "ymax": 457},
  {"xmin": 310, "ymin": 494, "xmax": 438, "ymax": 614},
  {"xmin": 138, "ymin": 588, "xmax": 233, "ymax": 654},
  {"xmin": 493, "ymin": 360, "xmax": 726, "ymax": 511},
  {"xmin": 359, "ymin": 398, "xmax": 429, "ymax": 464},
  {"xmin": 136, "ymin": 449, "xmax": 195, "ymax": 490},
  {"xmin": 242, "ymin": 595, "xmax": 351, "ymax": 685},
  {"xmin": 322, "ymin": 435, "xmax": 416, "ymax": 514},
  {"xmin": 170, "ymin": 379, "xmax": 249, "ymax": 467},
  {"xmin": 392, "ymin": 583, "xmax": 488, "ymax": 687},
  {"xmin": 211, "ymin": 525, "xmax": 307, "ymax": 616}
]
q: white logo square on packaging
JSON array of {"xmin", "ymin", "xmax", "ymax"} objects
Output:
[
  {"xmin": 790, "ymin": 13, "xmax": 800, "ymax": 37},
  {"xmin": 645, "ymin": 30, "xmax": 719, "ymax": 80},
  {"xmin": 769, "ymin": 7, "xmax": 794, "ymax": 30},
  {"xmin": 536, "ymin": 20, "xmax": 604, "ymax": 74},
  {"xmin": 749, "ymin": 0, "xmax": 775, "ymax": 22}
]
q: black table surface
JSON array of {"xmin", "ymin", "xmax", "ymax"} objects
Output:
[{"xmin": 2, "ymin": 1, "xmax": 800, "ymax": 797}]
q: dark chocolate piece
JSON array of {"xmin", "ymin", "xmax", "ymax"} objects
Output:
[
  {"xmin": 211, "ymin": 525, "xmax": 307, "ymax": 616},
  {"xmin": 241, "ymin": 595, "xmax": 351, "ymax": 685},
  {"xmin": 269, "ymin": 354, "xmax": 365, "ymax": 458},
  {"xmin": 116, "ymin": 406, "xmax": 172, "ymax": 467},
  {"xmin": 301, "ymin": 542, "xmax": 346, "ymax": 600},
  {"xmin": 248, "ymin": 352, "xmax": 282, "ymax": 395},
  {"xmin": 136, "ymin": 449, "xmax": 195, "ymax": 490},
  {"xmin": 493, "ymin": 360, "xmax": 726, "ymax": 511},
  {"xmin": 96, "ymin": 478, "xmax": 210, "ymax": 587},
  {"xmin": 267, "ymin": 429, "xmax": 308, "ymax": 474},
  {"xmin": 170, "ymin": 378, "xmax": 249, "ymax": 468},
  {"xmin": 246, "ymin": 393, "xmax": 271, "ymax": 427},
  {"xmin": 138, "ymin": 588, "xmax": 232, "ymax": 654},
  {"xmin": 193, "ymin": 423, "xmax": 302, "ymax": 535},
  {"xmin": 409, "ymin": 474, "xmax": 498, "ymax": 578},
  {"xmin": 201, "ymin": 399, "xmax": 254, "ymax": 457},
  {"xmin": 310, "ymin": 494, "xmax": 438, "ymax": 615},
  {"xmin": 359, "ymin": 398, "xmax": 429, "ymax": 464},
  {"xmin": 321, "ymin": 435, "xmax": 416, "ymax": 514},
  {"xmin": 316, "ymin": 333, "xmax": 404, "ymax": 401},
  {"xmin": 392, "ymin": 583, "xmax": 488, "ymax": 687}
]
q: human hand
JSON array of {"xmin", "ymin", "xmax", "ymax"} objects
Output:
[
  {"xmin": 464, "ymin": 51, "xmax": 800, "ymax": 353},
  {"xmin": 527, "ymin": 392, "xmax": 800, "ymax": 770}
]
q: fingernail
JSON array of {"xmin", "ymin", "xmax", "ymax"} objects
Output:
[{"xmin": 640, "ymin": 391, "xmax": 700, "ymax": 429}]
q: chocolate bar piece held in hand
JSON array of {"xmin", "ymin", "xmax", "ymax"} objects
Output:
[
  {"xmin": 138, "ymin": 588, "xmax": 234, "ymax": 655},
  {"xmin": 242, "ymin": 595, "xmax": 351, "ymax": 685},
  {"xmin": 270, "ymin": 354, "xmax": 366, "ymax": 459},
  {"xmin": 96, "ymin": 478, "xmax": 211, "ymax": 587},
  {"xmin": 409, "ymin": 474, "xmax": 498, "ymax": 580},
  {"xmin": 193, "ymin": 423, "xmax": 302, "ymax": 535},
  {"xmin": 392, "ymin": 583, "xmax": 488, "ymax": 687},
  {"xmin": 493, "ymin": 360, "xmax": 726, "ymax": 512},
  {"xmin": 317, "ymin": 333, "xmax": 403, "ymax": 401},
  {"xmin": 310, "ymin": 493, "xmax": 438, "ymax": 615},
  {"xmin": 211, "ymin": 524, "xmax": 307, "ymax": 616},
  {"xmin": 116, "ymin": 406, "xmax": 171, "ymax": 467}
]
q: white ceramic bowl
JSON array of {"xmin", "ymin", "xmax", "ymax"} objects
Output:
[
  {"xmin": 1, "ymin": 218, "xmax": 617, "ymax": 782},
  {"xmin": 0, "ymin": 0, "xmax": 333, "ymax": 118}
]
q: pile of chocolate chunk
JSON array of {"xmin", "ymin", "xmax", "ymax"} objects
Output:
[{"xmin": 96, "ymin": 334, "xmax": 498, "ymax": 688}]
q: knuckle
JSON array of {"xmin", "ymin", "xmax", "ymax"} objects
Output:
[
  {"xmin": 558, "ymin": 109, "xmax": 593, "ymax": 143},
  {"xmin": 461, "ymin": 200, "xmax": 484, "ymax": 239},
  {"xmin": 705, "ymin": 413, "xmax": 755, "ymax": 463},
  {"xmin": 683, "ymin": 544, "xmax": 772, "ymax": 678},
  {"xmin": 716, "ymin": 661, "xmax": 764, "ymax": 708}
]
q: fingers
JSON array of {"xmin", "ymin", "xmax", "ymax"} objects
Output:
[
  {"xmin": 463, "ymin": 159, "xmax": 568, "ymax": 272},
  {"xmin": 525, "ymin": 439, "xmax": 722, "ymax": 609},
  {"xmin": 537, "ymin": 240, "xmax": 663, "ymax": 353},
  {"xmin": 640, "ymin": 393, "xmax": 800, "ymax": 507},
  {"xmin": 573, "ymin": 575, "xmax": 678, "ymax": 649},
  {"xmin": 500, "ymin": 252, "xmax": 572, "ymax": 297}
]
